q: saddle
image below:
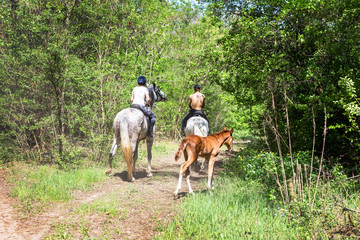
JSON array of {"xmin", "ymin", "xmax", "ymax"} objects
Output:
[
  {"xmin": 130, "ymin": 104, "xmax": 150, "ymax": 122},
  {"xmin": 189, "ymin": 114, "xmax": 206, "ymax": 121},
  {"xmin": 130, "ymin": 104, "xmax": 143, "ymax": 111}
]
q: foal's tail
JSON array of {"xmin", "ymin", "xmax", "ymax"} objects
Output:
[{"xmin": 174, "ymin": 138, "xmax": 188, "ymax": 162}]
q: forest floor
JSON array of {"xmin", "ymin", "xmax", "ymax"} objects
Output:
[{"xmin": 0, "ymin": 143, "xmax": 235, "ymax": 239}]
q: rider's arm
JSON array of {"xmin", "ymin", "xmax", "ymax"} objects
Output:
[
  {"xmin": 188, "ymin": 96, "xmax": 192, "ymax": 109},
  {"xmin": 131, "ymin": 93, "xmax": 134, "ymax": 102},
  {"xmin": 146, "ymin": 92, "xmax": 150, "ymax": 106},
  {"xmin": 202, "ymin": 95, "xmax": 206, "ymax": 108}
]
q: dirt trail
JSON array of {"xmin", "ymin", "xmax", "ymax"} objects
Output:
[{"xmin": 0, "ymin": 149, "xmax": 234, "ymax": 239}]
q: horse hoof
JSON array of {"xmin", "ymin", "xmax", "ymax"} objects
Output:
[
  {"xmin": 174, "ymin": 191, "xmax": 179, "ymax": 199},
  {"xmin": 127, "ymin": 175, "xmax": 135, "ymax": 182},
  {"xmin": 105, "ymin": 169, "xmax": 112, "ymax": 175},
  {"xmin": 147, "ymin": 172, "xmax": 153, "ymax": 177}
]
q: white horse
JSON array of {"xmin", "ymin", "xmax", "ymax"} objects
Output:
[
  {"xmin": 184, "ymin": 116, "xmax": 209, "ymax": 172},
  {"xmin": 106, "ymin": 83, "xmax": 166, "ymax": 181},
  {"xmin": 184, "ymin": 116, "xmax": 209, "ymax": 137}
]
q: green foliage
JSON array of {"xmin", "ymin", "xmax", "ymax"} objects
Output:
[
  {"xmin": 205, "ymin": 0, "xmax": 360, "ymax": 166},
  {"xmin": 0, "ymin": 0, "xmax": 228, "ymax": 165},
  {"xmin": 223, "ymin": 148, "xmax": 360, "ymax": 238},
  {"xmin": 0, "ymin": 0, "xmax": 241, "ymax": 165},
  {"xmin": 330, "ymin": 76, "xmax": 360, "ymax": 159},
  {"xmin": 224, "ymin": 150, "xmax": 317, "ymax": 187}
]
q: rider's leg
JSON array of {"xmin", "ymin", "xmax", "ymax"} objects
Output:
[
  {"xmin": 139, "ymin": 105, "xmax": 156, "ymax": 136},
  {"xmin": 181, "ymin": 110, "xmax": 195, "ymax": 134},
  {"xmin": 148, "ymin": 113, "xmax": 156, "ymax": 136},
  {"xmin": 194, "ymin": 110, "xmax": 209, "ymax": 127}
]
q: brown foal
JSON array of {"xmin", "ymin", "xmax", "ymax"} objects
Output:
[{"xmin": 174, "ymin": 127, "xmax": 233, "ymax": 197}]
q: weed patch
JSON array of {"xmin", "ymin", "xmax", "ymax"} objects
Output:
[
  {"xmin": 156, "ymin": 177, "xmax": 303, "ymax": 239},
  {"xmin": 8, "ymin": 163, "xmax": 107, "ymax": 212}
]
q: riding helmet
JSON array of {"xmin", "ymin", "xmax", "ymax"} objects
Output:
[{"xmin": 137, "ymin": 76, "xmax": 147, "ymax": 84}]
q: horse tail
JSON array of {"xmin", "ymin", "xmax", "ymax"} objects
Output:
[
  {"xmin": 175, "ymin": 139, "xmax": 188, "ymax": 162},
  {"xmin": 119, "ymin": 121, "xmax": 133, "ymax": 173}
]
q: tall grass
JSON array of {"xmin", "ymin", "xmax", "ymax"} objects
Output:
[
  {"xmin": 9, "ymin": 163, "xmax": 107, "ymax": 203},
  {"xmin": 156, "ymin": 177, "xmax": 303, "ymax": 239}
]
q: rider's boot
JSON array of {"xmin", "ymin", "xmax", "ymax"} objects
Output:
[{"xmin": 148, "ymin": 125, "xmax": 154, "ymax": 137}]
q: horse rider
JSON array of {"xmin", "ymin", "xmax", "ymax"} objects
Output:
[
  {"xmin": 130, "ymin": 76, "xmax": 156, "ymax": 137},
  {"xmin": 181, "ymin": 84, "xmax": 209, "ymax": 135}
]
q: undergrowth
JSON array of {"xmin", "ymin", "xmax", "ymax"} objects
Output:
[
  {"xmin": 222, "ymin": 148, "xmax": 360, "ymax": 238},
  {"xmin": 156, "ymin": 177, "xmax": 303, "ymax": 239},
  {"xmin": 156, "ymin": 143, "xmax": 360, "ymax": 239}
]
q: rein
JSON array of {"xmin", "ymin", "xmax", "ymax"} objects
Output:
[{"xmin": 148, "ymin": 85, "xmax": 165, "ymax": 107}]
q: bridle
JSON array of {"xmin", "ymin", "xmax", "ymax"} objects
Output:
[{"xmin": 150, "ymin": 85, "xmax": 166, "ymax": 102}]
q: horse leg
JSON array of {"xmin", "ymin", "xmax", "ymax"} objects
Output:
[
  {"xmin": 207, "ymin": 156, "xmax": 216, "ymax": 193},
  {"xmin": 174, "ymin": 165, "xmax": 184, "ymax": 198},
  {"xmin": 200, "ymin": 159, "xmax": 206, "ymax": 171},
  {"xmin": 106, "ymin": 137, "xmax": 117, "ymax": 175},
  {"xmin": 146, "ymin": 136, "xmax": 154, "ymax": 177},
  {"xmin": 132, "ymin": 142, "xmax": 139, "ymax": 177},
  {"xmin": 185, "ymin": 168, "xmax": 193, "ymax": 194}
]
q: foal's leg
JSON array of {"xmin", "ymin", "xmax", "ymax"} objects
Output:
[
  {"xmin": 106, "ymin": 137, "xmax": 117, "ymax": 175},
  {"xmin": 185, "ymin": 167, "xmax": 193, "ymax": 194},
  {"xmin": 174, "ymin": 152, "xmax": 196, "ymax": 197},
  {"xmin": 207, "ymin": 156, "xmax": 216, "ymax": 192},
  {"xmin": 146, "ymin": 136, "xmax": 154, "ymax": 177}
]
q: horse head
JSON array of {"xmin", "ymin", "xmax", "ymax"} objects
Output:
[
  {"xmin": 219, "ymin": 127, "xmax": 234, "ymax": 143},
  {"xmin": 148, "ymin": 83, "xmax": 167, "ymax": 105},
  {"xmin": 222, "ymin": 127, "xmax": 234, "ymax": 136}
]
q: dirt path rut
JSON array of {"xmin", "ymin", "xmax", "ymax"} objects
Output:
[{"xmin": 0, "ymin": 150, "xmax": 233, "ymax": 239}]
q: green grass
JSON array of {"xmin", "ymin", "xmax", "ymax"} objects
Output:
[
  {"xmin": 156, "ymin": 177, "xmax": 304, "ymax": 240},
  {"xmin": 75, "ymin": 192, "xmax": 128, "ymax": 219},
  {"xmin": 9, "ymin": 163, "xmax": 107, "ymax": 203}
]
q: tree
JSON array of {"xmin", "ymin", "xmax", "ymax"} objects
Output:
[{"xmin": 206, "ymin": 0, "xmax": 360, "ymax": 164}]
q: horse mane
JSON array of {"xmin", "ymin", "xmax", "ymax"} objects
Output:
[
  {"xmin": 147, "ymin": 84, "xmax": 155, "ymax": 110},
  {"xmin": 210, "ymin": 129, "xmax": 233, "ymax": 147},
  {"xmin": 211, "ymin": 129, "xmax": 231, "ymax": 137}
]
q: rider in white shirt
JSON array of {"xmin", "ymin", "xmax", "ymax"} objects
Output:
[{"xmin": 130, "ymin": 76, "xmax": 156, "ymax": 137}]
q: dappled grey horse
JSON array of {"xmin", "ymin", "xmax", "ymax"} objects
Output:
[
  {"xmin": 184, "ymin": 116, "xmax": 209, "ymax": 137},
  {"xmin": 106, "ymin": 83, "xmax": 166, "ymax": 181}
]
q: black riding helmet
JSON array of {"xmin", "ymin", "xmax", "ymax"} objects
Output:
[
  {"xmin": 194, "ymin": 84, "xmax": 200, "ymax": 90},
  {"xmin": 138, "ymin": 76, "xmax": 147, "ymax": 85}
]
